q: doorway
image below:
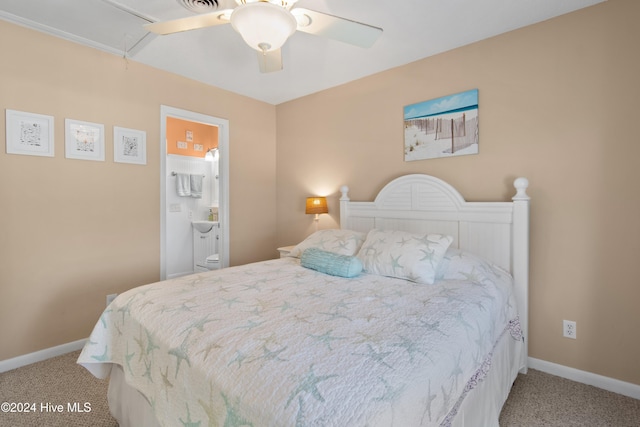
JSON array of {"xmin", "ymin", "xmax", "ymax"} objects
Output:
[{"xmin": 160, "ymin": 105, "xmax": 229, "ymax": 280}]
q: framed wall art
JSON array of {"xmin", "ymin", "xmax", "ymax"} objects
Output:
[
  {"xmin": 5, "ymin": 109, "xmax": 55, "ymax": 157},
  {"xmin": 404, "ymin": 89, "xmax": 479, "ymax": 161},
  {"xmin": 65, "ymin": 119, "xmax": 105, "ymax": 161},
  {"xmin": 114, "ymin": 126, "xmax": 147, "ymax": 165}
]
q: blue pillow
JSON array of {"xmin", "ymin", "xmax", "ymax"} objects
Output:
[{"xmin": 300, "ymin": 248, "xmax": 363, "ymax": 278}]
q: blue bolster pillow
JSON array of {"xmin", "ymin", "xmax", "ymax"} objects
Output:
[{"xmin": 300, "ymin": 248, "xmax": 363, "ymax": 278}]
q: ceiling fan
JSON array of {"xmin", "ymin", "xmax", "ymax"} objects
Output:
[{"xmin": 145, "ymin": 0, "xmax": 383, "ymax": 73}]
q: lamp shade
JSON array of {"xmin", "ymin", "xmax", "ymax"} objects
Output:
[
  {"xmin": 230, "ymin": 2, "xmax": 297, "ymax": 52},
  {"xmin": 306, "ymin": 197, "xmax": 328, "ymax": 215}
]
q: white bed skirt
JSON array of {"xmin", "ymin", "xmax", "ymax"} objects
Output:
[
  {"xmin": 107, "ymin": 329, "xmax": 523, "ymax": 427},
  {"xmin": 107, "ymin": 364, "xmax": 161, "ymax": 427},
  {"xmin": 451, "ymin": 330, "xmax": 524, "ymax": 427}
]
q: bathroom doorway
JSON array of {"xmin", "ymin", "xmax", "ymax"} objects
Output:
[{"xmin": 160, "ymin": 105, "xmax": 229, "ymax": 280}]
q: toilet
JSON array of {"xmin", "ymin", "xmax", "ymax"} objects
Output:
[
  {"xmin": 205, "ymin": 253, "xmax": 220, "ymax": 270},
  {"xmin": 192, "ymin": 221, "xmax": 221, "ymax": 272}
]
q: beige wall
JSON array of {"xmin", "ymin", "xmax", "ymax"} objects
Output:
[
  {"xmin": 0, "ymin": 21, "xmax": 277, "ymax": 360},
  {"xmin": 276, "ymin": 0, "xmax": 640, "ymax": 385}
]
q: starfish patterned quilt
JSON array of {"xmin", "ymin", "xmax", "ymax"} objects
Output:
[{"xmin": 78, "ymin": 251, "xmax": 522, "ymax": 426}]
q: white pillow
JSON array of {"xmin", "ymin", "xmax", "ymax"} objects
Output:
[
  {"xmin": 436, "ymin": 247, "xmax": 512, "ymax": 283},
  {"xmin": 288, "ymin": 229, "xmax": 366, "ymax": 258},
  {"xmin": 356, "ymin": 229, "xmax": 453, "ymax": 284}
]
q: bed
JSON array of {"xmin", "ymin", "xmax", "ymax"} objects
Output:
[{"xmin": 78, "ymin": 174, "xmax": 530, "ymax": 427}]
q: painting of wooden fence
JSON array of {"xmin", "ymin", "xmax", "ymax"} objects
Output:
[{"xmin": 404, "ymin": 89, "xmax": 479, "ymax": 161}]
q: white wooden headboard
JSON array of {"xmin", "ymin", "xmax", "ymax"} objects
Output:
[{"xmin": 339, "ymin": 174, "xmax": 530, "ymax": 368}]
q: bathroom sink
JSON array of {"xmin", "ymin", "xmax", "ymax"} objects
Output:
[{"xmin": 192, "ymin": 221, "xmax": 215, "ymax": 233}]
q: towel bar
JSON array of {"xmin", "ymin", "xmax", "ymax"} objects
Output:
[{"xmin": 171, "ymin": 172, "xmax": 205, "ymax": 177}]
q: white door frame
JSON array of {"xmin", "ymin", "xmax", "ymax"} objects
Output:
[{"xmin": 160, "ymin": 105, "xmax": 230, "ymax": 280}]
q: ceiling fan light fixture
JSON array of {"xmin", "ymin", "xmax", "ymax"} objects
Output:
[
  {"xmin": 230, "ymin": 2, "xmax": 297, "ymax": 52},
  {"xmin": 235, "ymin": 0, "xmax": 298, "ymax": 9}
]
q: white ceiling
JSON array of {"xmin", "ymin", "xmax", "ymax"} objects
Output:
[{"xmin": 0, "ymin": 0, "xmax": 604, "ymax": 105}]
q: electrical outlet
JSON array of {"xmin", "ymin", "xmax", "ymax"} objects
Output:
[
  {"xmin": 563, "ymin": 320, "xmax": 577, "ymax": 339},
  {"xmin": 106, "ymin": 293, "xmax": 118, "ymax": 308}
]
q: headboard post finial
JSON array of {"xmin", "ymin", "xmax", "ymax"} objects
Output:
[
  {"xmin": 340, "ymin": 185, "xmax": 350, "ymax": 201},
  {"xmin": 513, "ymin": 177, "xmax": 530, "ymax": 201},
  {"xmin": 339, "ymin": 185, "xmax": 350, "ymax": 230}
]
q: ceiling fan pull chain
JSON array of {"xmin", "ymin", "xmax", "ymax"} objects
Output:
[{"xmin": 258, "ymin": 42, "xmax": 271, "ymax": 53}]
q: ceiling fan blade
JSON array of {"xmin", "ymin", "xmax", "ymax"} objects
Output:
[
  {"xmin": 292, "ymin": 8, "xmax": 382, "ymax": 48},
  {"xmin": 145, "ymin": 9, "xmax": 232, "ymax": 35},
  {"xmin": 257, "ymin": 48, "xmax": 283, "ymax": 73}
]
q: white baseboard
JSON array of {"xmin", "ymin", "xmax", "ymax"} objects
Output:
[
  {"xmin": 0, "ymin": 338, "xmax": 87, "ymax": 374},
  {"xmin": 529, "ymin": 357, "xmax": 640, "ymax": 400}
]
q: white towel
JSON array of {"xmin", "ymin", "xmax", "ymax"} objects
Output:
[
  {"xmin": 190, "ymin": 174, "xmax": 203, "ymax": 199},
  {"xmin": 176, "ymin": 173, "xmax": 191, "ymax": 197}
]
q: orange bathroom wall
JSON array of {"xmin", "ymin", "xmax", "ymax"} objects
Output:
[{"xmin": 166, "ymin": 117, "xmax": 218, "ymax": 157}]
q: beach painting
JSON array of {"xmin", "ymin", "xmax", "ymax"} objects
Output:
[{"xmin": 404, "ymin": 89, "xmax": 479, "ymax": 161}]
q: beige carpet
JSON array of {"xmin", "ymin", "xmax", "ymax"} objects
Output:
[
  {"xmin": 0, "ymin": 350, "xmax": 638, "ymax": 426},
  {"xmin": 500, "ymin": 369, "xmax": 640, "ymax": 426},
  {"xmin": 0, "ymin": 351, "xmax": 115, "ymax": 427}
]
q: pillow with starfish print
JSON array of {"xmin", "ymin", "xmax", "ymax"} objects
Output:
[{"xmin": 356, "ymin": 229, "xmax": 453, "ymax": 284}]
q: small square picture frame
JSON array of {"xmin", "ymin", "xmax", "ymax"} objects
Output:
[
  {"xmin": 65, "ymin": 118, "xmax": 105, "ymax": 161},
  {"xmin": 114, "ymin": 126, "xmax": 147, "ymax": 165},
  {"xmin": 5, "ymin": 109, "xmax": 55, "ymax": 157}
]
